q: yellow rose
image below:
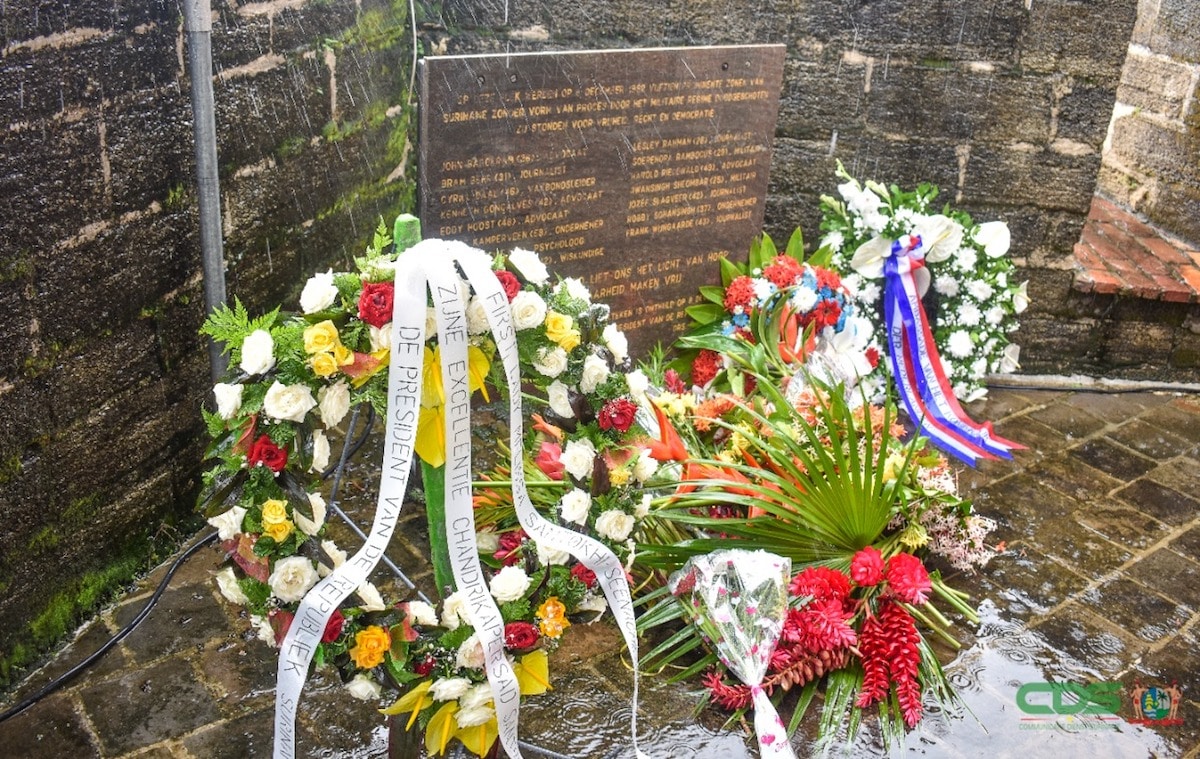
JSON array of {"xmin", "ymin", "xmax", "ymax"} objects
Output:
[
  {"xmin": 310, "ymin": 351, "xmax": 339, "ymax": 377},
  {"xmin": 303, "ymin": 320, "xmax": 340, "ymax": 355},
  {"xmin": 543, "ymin": 312, "xmax": 581, "ymax": 352},
  {"xmin": 349, "ymin": 625, "xmax": 392, "ymax": 669},
  {"xmin": 608, "ymin": 468, "xmax": 631, "ymax": 487},
  {"xmin": 261, "ymin": 499, "xmax": 294, "ymax": 542}
]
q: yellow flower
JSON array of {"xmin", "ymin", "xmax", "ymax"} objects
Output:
[
  {"xmin": 416, "ymin": 405, "xmax": 445, "ymax": 468},
  {"xmin": 303, "ymin": 320, "xmax": 340, "ymax": 354},
  {"xmin": 467, "ymin": 344, "xmax": 491, "ymax": 401},
  {"xmin": 261, "ymin": 499, "xmax": 294, "ymax": 542},
  {"xmin": 349, "ymin": 625, "xmax": 391, "ymax": 669},
  {"xmin": 310, "ymin": 351, "xmax": 339, "ymax": 377},
  {"xmin": 536, "ymin": 596, "xmax": 570, "ymax": 639},
  {"xmin": 334, "ymin": 342, "xmax": 355, "ymax": 366},
  {"xmin": 882, "ymin": 451, "xmax": 907, "ymax": 483},
  {"xmin": 608, "ymin": 467, "xmax": 631, "ymax": 487},
  {"xmin": 381, "ymin": 680, "xmax": 431, "ymax": 729},
  {"xmin": 422, "ymin": 346, "xmax": 445, "ymax": 408},
  {"xmin": 543, "ymin": 311, "xmax": 581, "ymax": 352}
]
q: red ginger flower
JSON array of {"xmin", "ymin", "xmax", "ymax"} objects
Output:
[
  {"xmin": 782, "ymin": 598, "xmax": 857, "ymax": 653},
  {"xmin": 663, "ymin": 368, "xmax": 687, "ymax": 394},
  {"xmin": 850, "ymin": 546, "xmax": 885, "ymax": 587},
  {"xmin": 789, "ymin": 566, "xmax": 852, "ymax": 604},
  {"xmin": 493, "ymin": 530, "xmax": 526, "ymax": 566},
  {"xmin": 856, "ymin": 612, "xmax": 890, "ymax": 708},
  {"xmin": 886, "ymin": 553, "xmax": 932, "ymax": 605},
  {"xmin": 723, "ymin": 275, "xmax": 757, "ymax": 313},
  {"xmin": 702, "ymin": 670, "xmax": 752, "ymax": 710},
  {"xmin": 855, "ymin": 602, "xmax": 924, "ymax": 727}
]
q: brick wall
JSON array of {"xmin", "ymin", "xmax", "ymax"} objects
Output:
[
  {"xmin": 0, "ymin": 0, "xmax": 414, "ymax": 677},
  {"xmin": 1100, "ymin": 0, "xmax": 1200, "ymax": 247}
]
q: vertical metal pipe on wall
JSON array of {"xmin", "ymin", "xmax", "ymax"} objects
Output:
[{"xmin": 182, "ymin": 0, "xmax": 229, "ymax": 382}]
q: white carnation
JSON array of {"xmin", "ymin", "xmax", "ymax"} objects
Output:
[
  {"xmin": 213, "ymin": 383, "xmax": 243, "ymax": 420},
  {"xmin": 820, "ymin": 230, "xmax": 844, "ymax": 252},
  {"xmin": 533, "ymin": 346, "xmax": 568, "ymax": 378},
  {"xmin": 958, "ymin": 304, "xmax": 982, "ymax": 327},
  {"xmin": 985, "ymin": 306, "xmax": 1006, "ymax": 326},
  {"xmin": 215, "ymin": 566, "xmax": 249, "ymax": 604},
  {"xmin": 933, "ymin": 275, "xmax": 960, "ymax": 298},
  {"xmin": 858, "ymin": 281, "xmax": 882, "ymax": 303},
  {"xmin": 559, "ymin": 488, "xmax": 592, "ymax": 525},
  {"xmin": 954, "ymin": 247, "xmax": 978, "ymax": 271},
  {"xmin": 263, "ymin": 381, "xmax": 317, "ymax": 423},
  {"xmin": 508, "ymin": 248, "xmax": 550, "ymax": 285},
  {"xmin": 405, "ymin": 600, "xmax": 439, "ymax": 627},
  {"xmin": 947, "ymin": 330, "xmax": 974, "ymax": 359},
  {"xmin": 579, "ymin": 354, "xmax": 611, "ymax": 394},
  {"xmin": 318, "ymin": 380, "xmax": 351, "ymax": 428},
  {"xmin": 346, "ymin": 674, "xmax": 382, "ymax": 701},
  {"xmin": 430, "ymin": 677, "xmax": 472, "ymax": 701},
  {"xmin": 207, "ymin": 505, "xmax": 246, "ymax": 541},
  {"xmin": 547, "ymin": 381, "xmax": 574, "ymax": 418},
  {"xmin": 268, "ymin": 556, "xmax": 318, "ymax": 603},
  {"xmin": 560, "ymin": 438, "xmax": 597, "ymax": 480},
  {"xmin": 967, "ymin": 280, "xmax": 994, "ymax": 300},
  {"xmin": 300, "ymin": 269, "xmax": 339, "ymax": 314},
  {"xmin": 602, "ymin": 323, "xmax": 629, "ymax": 363},
  {"xmin": 294, "ymin": 492, "xmax": 327, "ymax": 536},
  {"xmin": 309, "ymin": 429, "xmax": 330, "ymax": 474},
  {"xmin": 456, "ymin": 634, "xmax": 486, "ymax": 670},
  {"xmin": 510, "ymin": 290, "xmax": 548, "ymax": 330},
  {"xmin": 239, "ymin": 329, "xmax": 276, "ymax": 375},
  {"xmin": 595, "ymin": 509, "xmax": 635, "ymax": 542}
]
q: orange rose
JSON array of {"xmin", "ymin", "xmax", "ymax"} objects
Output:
[
  {"xmin": 349, "ymin": 625, "xmax": 391, "ymax": 669},
  {"xmin": 536, "ymin": 597, "xmax": 570, "ymax": 640}
]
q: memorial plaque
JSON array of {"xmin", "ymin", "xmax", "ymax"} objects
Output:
[{"xmin": 418, "ymin": 45, "xmax": 785, "ymax": 353}]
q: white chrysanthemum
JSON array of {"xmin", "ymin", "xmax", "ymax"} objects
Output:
[
  {"xmin": 558, "ymin": 488, "xmax": 592, "ymax": 525},
  {"xmin": 985, "ymin": 306, "xmax": 1006, "ymax": 326},
  {"xmin": 533, "ymin": 346, "xmax": 568, "ymax": 377},
  {"xmin": 858, "ymin": 280, "xmax": 882, "ymax": 304},
  {"xmin": 947, "ymin": 330, "xmax": 974, "ymax": 359},
  {"xmin": 510, "ymin": 290, "xmax": 547, "ymax": 330},
  {"xmin": 579, "ymin": 354, "xmax": 611, "ymax": 394},
  {"xmin": 934, "ymin": 275, "xmax": 960, "ymax": 298},
  {"xmin": 967, "ymin": 280, "xmax": 994, "ymax": 300},
  {"xmin": 489, "ymin": 565, "xmax": 532, "ymax": 603},
  {"xmin": 958, "ymin": 304, "xmax": 982, "ymax": 327},
  {"xmin": 820, "ymin": 230, "xmax": 844, "ymax": 252},
  {"xmin": 953, "ymin": 247, "xmax": 978, "ymax": 271},
  {"xmin": 790, "ymin": 285, "xmax": 818, "ymax": 312},
  {"xmin": 560, "ymin": 438, "xmax": 597, "ymax": 480}
]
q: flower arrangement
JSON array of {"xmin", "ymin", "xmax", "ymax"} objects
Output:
[
  {"xmin": 198, "ymin": 220, "xmax": 655, "ymax": 757},
  {"xmin": 820, "ymin": 162, "xmax": 1027, "ymax": 401}
]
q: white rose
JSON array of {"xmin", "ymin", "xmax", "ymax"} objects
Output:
[
  {"xmin": 536, "ymin": 541, "xmax": 571, "ymax": 566},
  {"xmin": 579, "ymin": 354, "xmax": 611, "ymax": 394},
  {"xmin": 559, "ymin": 488, "xmax": 592, "ymax": 524},
  {"xmin": 624, "ymin": 369, "xmax": 649, "ymax": 402},
  {"xmin": 357, "ymin": 581, "xmax": 386, "ymax": 611},
  {"xmin": 345, "ymin": 674, "xmax": 382, "ymax": 701},
  {"xmin": 300, "ymin": 269, "xmax": 339, "ymax": 314},
  {"xmin": 560, "ymin": 438, "xmax": 596, "ymax": 480},
  {"xmin": 322, "ymin": 539, "xmax": 346, "ymax": 568},
  {"xmin": 602, "ymin": 323, "xmax": 628, "ymax": 363},
  {"xmin": 294, "ymin": 492, "xmax": 327, "ymax": 536},
  {"xmin": 634, "ymin": 493, "xmax": 652, "ymax": 519},
  {"xmin": 1012, "ymin": 281, "xmax": 1029, "ymax": 314},
  {"xmin": 475, "ymin": 527, "xmax": 500, "ymax": 555},
  {"xmin": 369, "ymin": 323, "xmax": 392, "ymax": 353},
  {"xmin": 633, "ymin": 449, "xmax": 658, "ymax": 483},
  {"xmin": 430, "ymin": 677, "xmax": 472, "ymax": 701},
  {"xmin": 318, "ymin": 380, "xmax": 351, "ymax": 428},
  {"xmin": 489, "ymin": 564, "xmax": 532, "ymax": 603},
  {"xmin": 441, "ymin": 591, "xmax": 472, "ymax": 630},
  {"xmin": 947, "ymin": 330, "xmax": 974, "ymax": 359},
  {"xmin": 215, "ymin": 566, "xmax": 249, "ymax": 604},
  {"xmin": 263, "ymin": 381, "xmax": 317, "ymax": 423},
  {"xmin": 456, "ymin": 634, "xmax": 486, "ymax": 670},
  {"xmin": 466, "ymin": 297, "xmax": 491, "ymax": 335},
  {"xmin": 425, "ymin": 307, "xmax": 438, "ymax": 337},
  {"xmin": 405, "ymin": 600, "xmax": 439, "ymax": 627},
  {"xmin": 595, "ymin": 510, "xmax": 635, "ymax": 542},
  {"xmin": 511, "ymin": 291, "xmax": 548, "ymax": 330},
  {"xmin": 933, "ymin": 275, "xmax": 960, "ymax": 298},
  {"xmin": 508, "ymin": 247, "xmax": 550, "ymax": 285},
  {"xmin": 268, "ymin": 556, "xmax": 318, "ymax": 603},
  {"xmin": 207, "ymin": 505, "xmax": 246, "ymax": 541},
  {"xmin": 239, "ymin": 329, "xmax": 276, "ymax": 375},
  {"xmin": 251, "ymin": 614, "xmax": 276, "ymax": 646},
  {"xmin": 213, "ymin": 383, "xmax": 243, "ymax": 420},
  {"xmin": 559, "ymin": 277, "xmax": 591, "ymax": 301},
  {"xmin": 533, "ymin": 346, "xmax": 568, "ymax": 378},
  {"xmin": 547, "ymin": 380, "xmax": 575, "ymax": 418},
  {"xmin": 975, "ymin": 221, "xmax": 1011, "ymax": 257},
  {"xmin": 309, "ymin": 429, "xmax": 330, "ymax": 474},
  {"xmin": 577, "ymin": 593, "xmax": 608, "ymax": 615}
]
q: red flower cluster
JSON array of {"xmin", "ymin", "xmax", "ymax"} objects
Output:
[
  {"xmin": 493, "ymin": 530, "xmax": 527, "ymax": 566},
  {"xmin": 762, "ymin": 255, "xmax": 803, "ymax": 289},
  {"xmin": 247, "ymin": 435, "xmax": 288, "ymax": 473},
  {"xmin": 663, "ymin": 368, "xmax": 687, "ymax": 394},
  {"xmin": 570, "ymin": 563, "xmax": 597, "ymax": 588},
  {"xmin": 358, "ymin": 281, "xmax": 394, "ymax": 328},
  {"xmin": 723, "ymin": 275, "xmax": 757, "ymax": 313},
  {"xmin": 691, "ymin": 349, "xmax": 724, "ymax": 387},
  {"xmin": 789, "ymin": 565, "xmax": 852, "ymax": 603},
  {"xmin": 856, "ymin": 601, "xmax": 923, "ymax": 727},
  {"xmin": 495, "ymin": 270, "xmax": 521, "ymax": 301},
  {"xmin": 598, "ymin": 397, "xmax": 638, "ymax": 432},
  {"xmin": 885, "ymin": 553, "xmax": 932, "ymax": 604},
  {"xmin": 850, "ymin": 546, "xmax": 885, "ymax": 586},
  {"xmin": 782, "ymin": 566, "xmax": 857, "ymax": 654}
]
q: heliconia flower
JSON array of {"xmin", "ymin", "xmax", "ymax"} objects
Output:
[
  {"xmin": 885, "ymin": 552, "xmax": 932, "ymax": 605},
  {"xmin": 850, "ymin": 546, "xmax": 885, "ymax": 586}
]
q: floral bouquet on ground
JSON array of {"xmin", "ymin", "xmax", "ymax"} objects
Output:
[
  {"xmin": 820, "ymin": 161, "xmax": 1028, "ymax": 402},
  {"xmin": 197, "ymin": 218, "xmax": 657, "ymax": 757}
]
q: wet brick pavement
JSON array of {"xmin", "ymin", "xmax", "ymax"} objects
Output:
[{"xmin": 1, "ymin": 387, "xmax": 1198, "ymax": 758}]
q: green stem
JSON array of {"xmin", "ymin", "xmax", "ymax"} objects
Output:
[
  {"xmin": 420, "ymin": 460, "xmax": 454, "ymax": 595},
  {"xmin": 932, "ymin": 580, "xmax": 979, "ymax": 624},
  {"xmin": 903, "ymin": 603, "xmax": 960, "ymax": 649},
  {"xmin": 470, "ymin": 480, "xmax": 568, "ymax": 489}
]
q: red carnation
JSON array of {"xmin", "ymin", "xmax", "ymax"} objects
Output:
[
  {"xmin": 691, "ymin": 349, "xmax": 723, "ymax": 387},
  {"xmin": 534, "ymin": 441, "xmax": 565, "ymax": 481},
  {"xmin": 723, "ymin": 275, "xmax": 757, "ymax": 313},
  {"xmin": 322, "ymin": 609, "xmax": 346, "ymax": 644},
  {"xmin": 247, "ymin": 434, "xmax": 288, "ymax": 473},
  {"xmin": 571, "ymin": 563, "xmax": 597, "ymax": 588},
  {"xmin": 493, "ymin": 529, "xmax": 526, "ymax": 566},
  {"xmin": 598, "ymin": 397, "xmax": 638, "ymax": 433},
  {"xmin": 789, "ymin": 566, "xmax": 852, "ymax": 604},
  {"xmin": 504, "ymin": 621, "xmax": 540, "ymax": 651},
  {"xmin": 850, "ymin": 546, "xmax": 885, "ymax": 587},
  {"xmin": 763, "ymin": 255, "xmax": 803, "ymax": 289},
  {"xmin": 358, "ymin": 281, "xmax": 395, "ymax": 328},
  {"xmin": 885, "ymin": 552, "xmax": 932, "ymax": 605},
  {"xmin": 495, "ymin": 270, "xmax": 521, "ymax": 301}
]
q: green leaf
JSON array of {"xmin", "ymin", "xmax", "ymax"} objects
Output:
[
  {"xmin": 785, "ymin": 227, "xmax": 805, "ymax": 262},
  {"xmin": 685, "ymin": 303, "xmax": 726, "ymax": 325},
  {"xmin": 718, "ymin": 256, "xmax": 742, "ymax": 287},
  {"xmin": 697, "ymin": 285, "xmax": 727, "ymax": 306}
]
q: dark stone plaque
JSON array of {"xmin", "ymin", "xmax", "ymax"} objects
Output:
[{"xmin": 418, "ymin": 45, "xmax": 785, "ymax": 354}]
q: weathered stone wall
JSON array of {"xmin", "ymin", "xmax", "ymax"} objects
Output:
[
  {"xmin": 440, "ymin": 0, "xmax": 1138, "ymax": 377},
  {"xmin": 0, "ymin": 0, "xmax": 414, "ymax": 680},
  {"xmin": 1100, "ymin": 0, "xmax": 1200, "ymax": 247}
]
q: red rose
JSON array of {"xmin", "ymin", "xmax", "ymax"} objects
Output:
[
  {"xmin": 885, "ymin": 553, "xmax": 932, "ymax": 604},
  {"xmin": 504, "ymin": 621, "xmax": 540, "ymax": 650},
  {"xmin": 495, "ymin": 270, "xmax": 521, "ymax": 302},
  {"xmin": 533, "ymin": 442, "xmax": 564, "ymax": 481},
  {"xmin": 247, "ymin": 435, "xmax": 288, "ymax": 473},
  {"xmin": 598, "ymin": 397, "xmax": 638, "ymax": 433},
  {"xmin": 570, "ymin": 563, "xmax": 597, "ymax": 588},
  {"xmin": 357, "ymin": 281, "xmax": 395, "ymax": 328},
  {"xmin": 322, "ymin": 609, "xmax": 345, "ymax": 644},
  {"xmin": 850, "ymin": 546, "xmax": 885, "ymax": 587}
]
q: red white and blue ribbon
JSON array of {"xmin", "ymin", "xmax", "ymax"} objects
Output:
[{"xmin": 881, "ymin": 236, "xmax": 1023, "ymax": 466}]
